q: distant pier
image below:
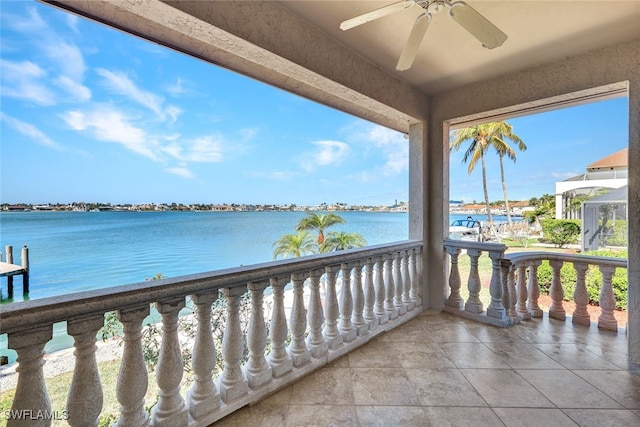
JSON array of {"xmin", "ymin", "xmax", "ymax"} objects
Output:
[{"xmin": 0, "ymin": 245, "xmax": 29, "ymax": 299}]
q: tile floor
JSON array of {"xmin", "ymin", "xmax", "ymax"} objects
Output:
[{"xmin": 213, "ymin": 312, "xmax": 640, "ymax": 426}]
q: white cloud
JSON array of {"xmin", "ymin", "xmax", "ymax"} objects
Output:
[
  {"xmin": 165, "ymin": 166, "xmax": 195, "ymax": 179},
  {"xmin": 0, "ymin": 112, "xmax": 62, "ymax": 150},
  {"xmin": 355, "ymin": 123, "xmax": 408, "ymax": 177},
  {"xmin": 165, "ymin": 77, "xmax": 186, "ymax": 96},
  {"xmin": 55, "ymin": 76, "xmax": 91, "ymax": 102},
  {"xmin": 302, "ymin": 140, "xmax": 350, "ymax": 171},
  {"xmin": 0, "ymin": 59, "xmax": 55, "ymax": 105},
  {"xmin": 163, "ymin": 136, "xmax": 224, "ymax": 163},
  {"xmin": 61, "ymin": 106, "xmax": 159, "ymax": 160},
  {"xmin": 96, "ymin": 68, "xmax": 179, "ymax": 121},
  {"xmin": 43, "ymin": 41, "xmax": 86, "ymax": 82}
]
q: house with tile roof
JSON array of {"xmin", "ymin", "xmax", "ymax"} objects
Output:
[{"xmin": 555, "ymin": 148, "xmax": 628, "ymax": 219}]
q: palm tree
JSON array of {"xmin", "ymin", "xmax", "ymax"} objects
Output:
[
  {"xmin": 450, "ymin": 121, "xmax": 525, "ymax": 227},
  {"xmin": 488, "ymin": 122, "xmax": 526, "ymax": 226},
  {"xmin": 296, "ymin": 212, "xmax": 346, "ymax": 244},
  {"xmin": 321, "ymin": 231, "xmax": 367, "ymax": 252},
  {"xmin": 272, "ymin": 231, "xmax": 317, "ymax": 259}
]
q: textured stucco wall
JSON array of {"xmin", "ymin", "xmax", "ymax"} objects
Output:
[{"xmin": 429, "ymin": 38, "xmax": 640, "ymax": 367}]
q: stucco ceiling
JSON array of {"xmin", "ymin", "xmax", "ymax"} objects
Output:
[{"xmin": 278, "ymin": 1, "xmax": 640, "ymax": 95}]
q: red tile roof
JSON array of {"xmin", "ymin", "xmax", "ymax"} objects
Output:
[{"xmin": 587, "ymin": 148, "xmax": 628, "ymax": 171}]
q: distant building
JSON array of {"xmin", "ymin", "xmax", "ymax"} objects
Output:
[{"xmin": 555, "ymin": 148, "xmax": 627, "ymax": 219}]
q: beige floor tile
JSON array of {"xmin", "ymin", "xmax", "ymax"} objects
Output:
[
  {"xmin": 347, "ymin": 338, "xmax": 396, "ymax": 368},
  {"xmin": 464, "ymin": 323, "xmax": 526, "ymax": 343},
  {"xmin": 421, "ymin": 407, "xmax": 504, "ymax": 426},
  {"xmin": 356, "ymin": 406, "xmax": 434, "ymax": 426},
  {"xmin": 428, "ymin": 323, "xmax": 481, "ymax": 343},
  {"xmin": 406, "ymin": 368, "xmax": 486, "ymax": 407},
  {"xmin": 212, "ymin": 401, "xmax": 288, "ymax": 426},
  {"xmin": 460, "ymin": 368, "xmax": 554, "ymax": 407},
  {"xmin": 493, "ymin": 408, "xmax": 578, "ymax": 426},
  {"xmin": 394, "ymin": 342, "xmax": 457, "ymax": 369},
  {"xmin": 289, "ymin": 367, "xmax": 354, "ymax": 405},
  {"xmin": 438, "ymin": 342, "xmax": 510, "ymax": 368},
  {"xmin": 562, "ymin": 409, "xmax": 640, "ymax": 426},
  {"xmin": 285, "ymin": 404, "xmax": 358, "ymax": 427},
  {"xmin": 483, "ymin": 342, "xmax": 565, "ymax": 370},
  {"xmin": 533, "ymin": 343, "xmax": 622, "ymax": 370},
  {"xmin": 351, "ymin": 368, "xmax": 420, "ymax": 406},
  {"xmin": 572, "ymin": 370, "xmax": 640, "ymax": 409},
  {"xmin": 516, "ymin": 370, "xmax": 622, "ymax": 409}
]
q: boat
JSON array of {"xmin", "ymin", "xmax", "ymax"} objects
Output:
[{"xmin": 449, "ymin": 217, "xmax": 482, "ymax": 240}]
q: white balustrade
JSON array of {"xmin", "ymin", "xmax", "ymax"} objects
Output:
[
  {"xmin": 244, "ymin": 281, "xmax": 272, "ymax": 388},
  {"xmin": 289, "ymin": 273, "xmax": 311, "ymax": 366},
  {"xmin": 220, "ymin": 287, "xmax": 249, "ymax": 401},
  {"xmin": 116, "ymin": 305, "xmax": 151, "ymax": 427},
  {"xmin": 306, "ymin": 269, "xmax": 327, "ymax": 358},
  {"xmin": 548, "ymin": 259, "xmax": 566, "ymax": 320},
  {"xmin": 66, "ymin": 315, "xmax": 104, "ymax": 427},
  {"xmin": 7, "ymin": 326, "xmax": 53, "ymax": 427},
  {"xmin": 1, "ymin": 240, "xmax": 422, "ymax": 426},
  {"xmin": 187, "ymin": 292, "xmax": 220, "ymax": 419},
  {"xmin": 571, "ymin": 263, "xmax": 590, "ymax": 327},
  {"xmin": 152, "ymin": 298, "xmax": 188, "ymax": 426},
  {"xmin": 598, "ymin": 265, "xmax": 618, "ymax": 331}
]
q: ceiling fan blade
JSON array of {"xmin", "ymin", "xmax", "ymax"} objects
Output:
[
  {"xmin": 340, "ymin": 1, "xmax": 415, "ymax": 31},
  {"xmin": 396, "ymin": 13, "xmax": 431, "ymax": 71},
  {"xmin": 448, "ymin": 1, "xmax": 507, "ymax": 49}
]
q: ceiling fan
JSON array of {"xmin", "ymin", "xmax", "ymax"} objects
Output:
[{"xmin": 340, "ymin": 0, "xmax": 507, "ymax": 71}]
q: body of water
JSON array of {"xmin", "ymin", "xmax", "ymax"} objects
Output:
[{"xmin": 0, "ymin": 210, "xmax": 507, "ymax": 361}]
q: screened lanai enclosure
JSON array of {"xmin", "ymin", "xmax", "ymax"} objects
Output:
[{"xmin": 582, "ymin": 186, "xmax": 628, "ymax": 251}]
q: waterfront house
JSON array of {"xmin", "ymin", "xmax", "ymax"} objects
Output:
[{"xmin": 2, "ymin": 1, "xmax": 639, "ymax": 425}]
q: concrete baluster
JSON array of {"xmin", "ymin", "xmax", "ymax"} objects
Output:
[
  {"xmin": 527, "ymin": 260, "xmax": 543, "ymax": 317},
  {"xmin": 289, "ymin": 272, "xmax": 311, "ymax": 366},
  {"xmin": 152, "ymin": 298, "xmax": 188, "ymax": 426},
  {"xmin": 393, "ymin": 252, "xmax": 406, "ymax": 315},
  {"xmin": 548, "ymin": 260, "xmax": 566, "ymax": 320},
  {"xmin": 66, "ymin": 315, "xmax": 104, "ymax": 427},
  {"xmin": 572, "ymin": 262, "xmax": 591, "ymax": 327},
  {"xmin": 401, "ymin": 250, "xmax": 412, "ymax": 310},
  {"xmin": 384, "ymin": 254, "xmax": 398, "ymax": 319},
  {"xmin": 220, "ymin": 287, "xmax": 249, "ymax": 401},
  {"xmin": 306, "ymin": 269, "xmax": 328, "ymax": 357},
  {"xmin": 187, "ymin": 292, "xmax": 220, "ymax": 419},
  {"xmin": 373, "ymin": 256, "xmax": 388, "ymax": 324},
  {"xmin": 362, "ymin": 258, "xmax": 377, "ymax": 329},
  {"xmin": 339, "ymin": 263, "xmax": 356, "ymax": 342},
  {"xmin": 8, "ymin": 326, "xmax": 53, "ymax": 427},
  {"xmin": 351, "ymin": 261, "xmax": 367, "ymax": 336},
  {"xmin": 323, "ymin": 266, "xmax": 343, "ymax": 349},
  {"xmin": 268, "ymin": 278, "xmax": 293, "ymax": 376},
  {"xmin": 116, "ymin": 305, "xmax": 151, "ymax": 427},
  {"xmin": 465, "ymin": 249, "xmax": 483, "ymax": 313},
  {"xmin": 487, "ymin": 250, "xmax": 507, "ymax": 321},
  {"xmin": 445, "ymin": 246, "xmax": 463, "ymax": 309},
  {"xmin": 503, "ymin": 260, "xmax": 519, "ymax": 324},
  {"xmin": 245, "ymin": 281, "xmax": 272, "ymax": 388},
  {"xmin": 410, "ymin": 248, "xmax": 422, "ymax": 306},
  {"xmin": 515, "ymin": 262, "xmax": 531, "ymax": 320},
  {"xmin": 598, "ymin": 265, "xmax": 618, "ymax": 331}
]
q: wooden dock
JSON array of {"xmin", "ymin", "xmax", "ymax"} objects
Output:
[{"xmin": 0, "ymin": 245, "xmax": 29, "ymax": 299}]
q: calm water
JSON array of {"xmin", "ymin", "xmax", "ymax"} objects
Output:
[
  {"xmin": 0, "ymin": 211, "xmax": 409, "ymax": 302},
  {"xmin": 0, "ymin": 210, "xmax": 505, "ymax": 360}
]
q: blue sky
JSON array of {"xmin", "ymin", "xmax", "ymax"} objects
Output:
[{"xmin": 0, "ymin": 1, "xmax": 629, "ymax": 206}]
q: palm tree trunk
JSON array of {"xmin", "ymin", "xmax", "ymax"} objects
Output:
[
  {"xmin": 481, "ymin": 153, "xmax": 493, "ymax": 226},
  {"xmin": 499, "ymin": 155, "xmax": 512, "ymax": 226}
]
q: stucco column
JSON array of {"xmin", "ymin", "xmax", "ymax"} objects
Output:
[{"xmin": 627, "ymin": 80, "xmax": 640, "ymax": 370}]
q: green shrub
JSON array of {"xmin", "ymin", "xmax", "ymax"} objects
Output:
[
  {"xmin": 536, "ymin": 260, "xmax": 577, "ymax": 297},
  {"xmin": 540, "ymin": 219, "xmax": 581, "ymax": 248},
  {"xmin": 603, "ymin": 220, "xmax": 627, "ymax": 247}
]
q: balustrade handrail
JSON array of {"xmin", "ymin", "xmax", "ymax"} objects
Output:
[
  {"xmin": 443, "ymin": 238, "xmax": 506, "ymax": 253},
  {"xmin": 504, "ymin": 251, "xmax": 628, "ymax": 268},
  {"xmin": 0, "ymin": 239, "xmax": 422, "ymax": 335}
]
